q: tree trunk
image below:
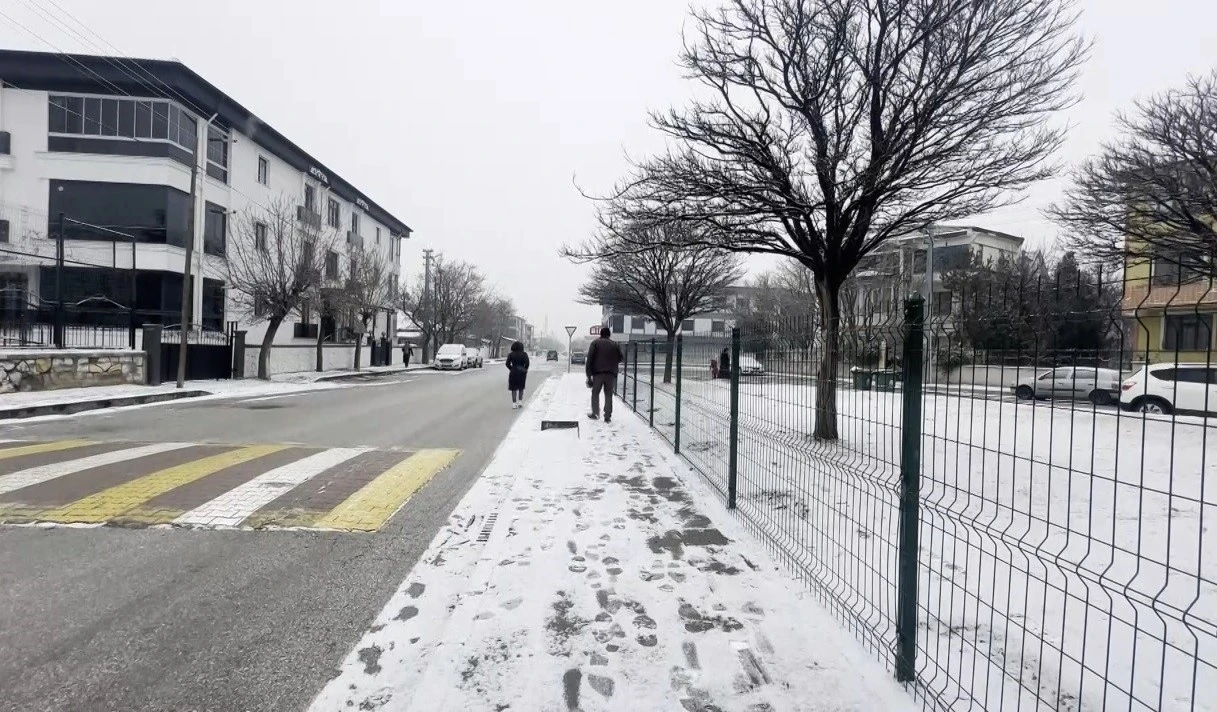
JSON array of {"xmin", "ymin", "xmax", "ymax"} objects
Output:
[
  {"xmin": 257, "ymin": 315, "xmax": 283, "ymax": 380},
  {"xmin": 662, "ymin": 330, "xmax": 676, "ymax": 384},
  {"xmin": 813, "ymin": 277, "xmax": 841, "ymax": 441}
]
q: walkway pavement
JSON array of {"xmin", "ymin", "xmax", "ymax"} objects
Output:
[{"xmin": 309, "ymin": 373, "xmax": 915, "ymax": 711}]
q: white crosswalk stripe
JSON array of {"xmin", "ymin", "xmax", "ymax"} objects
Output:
[
  {"xmin": 173, "ymin": 447, "xmax": 370, "ymax": 528},
  {"xmin": 0, "ymin": 443, "xmax": 194, "ymax": 496}
]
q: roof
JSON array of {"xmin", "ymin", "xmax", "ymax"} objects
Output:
[
  {"xmin": 0, "ymin": 49, "xmax": 411, "ymax": 237},
  {"xmin": 892, "ymin": 224, "xmax": 1025, "ymax": 246}
]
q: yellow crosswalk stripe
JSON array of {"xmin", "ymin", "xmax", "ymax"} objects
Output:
[
  {"xmin": 314, "ymin": 449, "xmax": 459, "ymax": 532},
  {"xmin": 0, "ymin": 440, "xmax": 92, "ymax": 461},
  {"xmin": 40, "ymin": 444, "xmax": 287, "ymax": 524}
]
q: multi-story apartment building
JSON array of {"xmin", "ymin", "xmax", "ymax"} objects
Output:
[
  {"xmin": 850, "ymin": 224, "xmax": 1024, "ymax": 325},
  {"xmin": 599, "ymin": 285, "xmax": 757, "ymax": 344},
  {"xmin": 1122, "ymin": 248, "xmax": 1217, "ymax": 363},
  {"xmin": 0, "ymin": 50, "xmax": 410, "ymax": 351}
]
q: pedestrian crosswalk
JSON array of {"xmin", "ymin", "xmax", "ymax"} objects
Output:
[{"xmin": 0, "ymin": 439, "xmax": 460, "ymax": 532}]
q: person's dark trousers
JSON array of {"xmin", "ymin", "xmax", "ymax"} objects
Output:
[{"xmin": 591, "ymin": 373, "xmax": 617, "ymax": 419}]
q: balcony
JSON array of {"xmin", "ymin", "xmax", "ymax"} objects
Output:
[
  {"xmin": 297, "ymin": 205, "xmax": 321, "ymax": 229},
  {"xmin": 347, "ymin": 231, "xmax": 363, "ymax": 248}
]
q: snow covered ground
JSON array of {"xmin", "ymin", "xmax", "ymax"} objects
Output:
[
  {"xmin": 625, "ymin": 373, "xmax": 1217, "ymax": 711},
  {"xmin": 308, "ymin": 373, "xmax": 916, "ymax": 712}
]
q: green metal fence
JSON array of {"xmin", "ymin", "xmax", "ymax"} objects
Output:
[{"xmin": 615, "ymin": 274, "xmax": 1216, "ymax": 712}]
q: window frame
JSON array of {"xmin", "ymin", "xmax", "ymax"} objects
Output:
[
  {"xmin": 327, "ymin": 198, "xmax": 341, "ymax": 228},
  {"xmin": 254, "ymin": 221, "xmax": 268, "ymax": 252},
  {"xmin": 1163, "ymin": 313, "xmax": 1214, "ymax": 352},
  {"xmin": 257, "ymin": 156, "xmax": 269, "ymax": 186}
]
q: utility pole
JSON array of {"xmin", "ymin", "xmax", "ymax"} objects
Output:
[
  {"xmin": 54, "ymin": 212, "xmax": 64, "ymax": 349},
  {"xmin": 177, "ymin": 113, "xmax": 218, "ymax": 388},
  {"xmin": 421, "ymin": 248, "xmax": 434, "ymax": 363}
]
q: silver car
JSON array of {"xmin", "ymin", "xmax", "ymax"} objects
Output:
[{"xmin": 1013, "ymin": 366, "xmax": 1122, "ymax": 406}]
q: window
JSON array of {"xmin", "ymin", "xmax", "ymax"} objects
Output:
[
  {"xmin": 50, "ymin": 179, "xmax": 191, "ymax": 246},
  {"xmin": 682, "ymin": 319, "xmax": 695, "ymax": 332},
  {"xmin": 254, "ymin": 221, "xmax": 268, "ymax": 252},
  {"xmin": 83, "ymin": 97, "xmax": 102, "ymax": 135},
  {"xmin": 203, "ymin": 202, "xmax": 227, "ymax": 256},
  {"xmin": 304, "ymin": 185, "xmax": 316, "ymax": 212},
  {"xmin": 350, "ymin": 255, "xmax": 358, "ymax": 278},
  {"xmin": 1152, "ymin": 251, "xmax": 1210, "ymax": 286},
  {"xmin": 205, "ymin": 125, "xmax": 228, "ymax": 183},
  {"xmin": 1174, "ymin": 367, "xmax": 1216, "ymax": 384},
  {"xmin": 328, "ymin": 198, "xmax": 340, "ymax": 228},
  {"xmin": 325, "ymin": 251, "xmax": 339, "ymax": 279},
  {"xmin": 1163, "ymin": 314, "xmax": 1213, "ymax": 351},
  {"xmin": 376, "ymin": 226, "xmax": 381, "ymax": 245},
  {"xmin": 912, "ymin": 249, "xmax": 927, "ymax": 273},
  {"xmin": 937, "ymin": 245, "xmax": 972, "ymax": 270},
  {"xmin": 50, "ymin": 95, "xmax": 201, "ymax": 154},
  {"xmin": 351, "ymin": 212, "xmax": 360, "ymax": 234},
  {"xmin": 711, "ymin": 319, "xmax": 726, "ymax": 334},
  {"xmin": 257, "ymin": 156, "xmax": 269, "ymax": 186},
  {"xmin": 610, "ymin": 314, "xmax": 624, "ymax": 333},
  {"xmin": 254, "ymin": 295, "xmax": 270, "ymax": 318},
  {"xmin": 933, "ymin": 291, "xmax": 952, "ymax": 316}
]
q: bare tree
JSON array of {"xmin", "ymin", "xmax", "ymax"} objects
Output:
[
  {"xmin": 565, "ymin": 223, "xmax": 742, "ymax": 383},
  {"xmin": 471, "ymin": 293, "xmax": 516, "ymax": 357},
  {"xmin": 594, "ymin": 0, "xmax": 1086, "ymax": 439},
  {"xmin": 225, "ymin": 196, "xmax": 338, "ymax": 379},
  {"xmin": 346, "ymin": 245, "xmax": 397, "ymax": 370},
  {"xmin": 1049, "ymin": 69, "xmax": 1217, "ymax": 273},
  {"xmin": 398, "ymin": 254, "xmax": 486, "ymax": 357}
]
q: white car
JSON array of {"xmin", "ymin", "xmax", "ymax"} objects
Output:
[
  {"xmin": 463, "ymin": 346, "xmax": 484, "ymax": 368},
  {"xmin": 738, "ymin": 355, "xmax": 765, "ymax": 376},
  {"xmin": 1013, "ymin": 366, "xmax": 1122, "ymax": 406},
  {"xmin": 435, "ymin": 343, "xmax": 466, "ymax": 371},
  {"xmin": 1120, "ymin": 363, "xmax": 1217, "ymax": 415}
]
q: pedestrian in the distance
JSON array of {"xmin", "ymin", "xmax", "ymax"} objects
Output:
[
  {"xmin": 402, "ymin": 342, "xmax": 412, "ymax": 368},
  {"xmin": 506, "ymin": 341, "xmax": 530, "ymax": 409},
  {"xmin": 719, "ymin": 347, "xmax": 731, "ymax": 380},
  {"xmin": 586, "ymin": 327, "xmax": 623, "ymax": 423}
]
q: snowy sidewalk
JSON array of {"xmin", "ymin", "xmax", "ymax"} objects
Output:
[{"xmin": 309, "ymin": 373, "xmax": 915, "ymax": 712}]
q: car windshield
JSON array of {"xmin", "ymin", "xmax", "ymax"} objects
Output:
[
  {"xmin": 574, "ymin": 351, "xmax": 585, "ymax": 357},
  {"xmin": 437, "ymin": 345, "xmax": 463, "ymax": 356}
]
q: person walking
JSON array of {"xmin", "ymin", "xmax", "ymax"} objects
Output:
[
  {"xmin": 586, "ymin": 327, "xmax": 623, "ymax": 422},
  {"xmin": 718, "ymin": 347, "xmax": 731, "ymax": 380},
  {"xmin": 401, "ymin": 342, "xmax": 412, "ymax": 368},
  {"xmin": 505, "ymin": 341, "xmax": 530, "ymax": 409}
]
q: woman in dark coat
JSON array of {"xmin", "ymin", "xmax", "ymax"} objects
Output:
[{"xmin": 505, "ymin": 341, "xmax": 530, "ymax": 408}]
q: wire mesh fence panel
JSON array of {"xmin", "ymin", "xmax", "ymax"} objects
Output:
[{"xmin": 614, "ymin": 263, "xmax": 1216, "ymax": 711}]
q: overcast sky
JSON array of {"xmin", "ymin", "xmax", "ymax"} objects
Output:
[{"xmin": 2, "ymin": 0, "xmax": 1216, "ymax": 341}]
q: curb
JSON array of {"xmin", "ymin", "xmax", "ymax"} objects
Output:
[{"xmin": 0, "ymin": 390, "xmax": 209, "ymax": 420}]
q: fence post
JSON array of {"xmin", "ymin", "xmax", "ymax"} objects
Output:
[
  {"xmin": 53, "ymin": 212, "xmax": 65, "ymax": 349},
  {"xmin": 632, "ymin": 341, "xmax": 639, "ymax": 412},
  {"xmin": 674, "ymin": 334, "xmax": 683, "ymax": 454},
  {"xmin": 728, "ymin": 326, "xmax": 741, "ymax": 509},
  {"xmin": 895, "ymin": 294, "xmax": 925, "ymax": 683},
  {"xmin": 649, "ymin": 339, "xmax": 657, "ymax": 427}
]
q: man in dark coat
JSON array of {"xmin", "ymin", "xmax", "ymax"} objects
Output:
[
  {"xmin": 586, "ymin": 327, "xmax": 624, "ymax": 422},
  {"xmin": 718, "ymin": 347, "xmax": 731, "ymax": 379}
]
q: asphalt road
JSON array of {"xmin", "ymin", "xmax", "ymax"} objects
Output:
[{"xmin": 0, "ymin": 363, "xmax": 550, "ymax": 712}]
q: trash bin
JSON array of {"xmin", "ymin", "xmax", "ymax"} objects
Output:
[
  {"xmin": 873, "ymin": 370, "xmax": 898, "ymax": 391},
  {"xmin": 851, "ymin": 368, "xmax": 872, "ymax": 391}
]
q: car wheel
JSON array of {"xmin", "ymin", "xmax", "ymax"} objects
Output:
[
  {"xmin": 1088, "ymin": 390, "xmax": 1113, "ymax": 407},
  {"xmin": 1015, "ymin": 385, "xmax": 1034, "ymax": 400},
  {"xmin": 1137, "ymin": 397, "xmax": 1172, "ymax": 415}
]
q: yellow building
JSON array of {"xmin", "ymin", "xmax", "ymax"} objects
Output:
[{"xmin": 1123, "ymin": 250, "xmax": 1217, "ymax": 363}]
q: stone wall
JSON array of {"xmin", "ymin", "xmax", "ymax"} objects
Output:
[{"xmin": 0, "ymin": 350, "xmax": 147, "ymax": 393}]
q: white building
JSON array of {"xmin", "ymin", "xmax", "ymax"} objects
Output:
[
  {"xmin": 599, "ymin": 286, "xmax": 756, "ymax": 344},
  {"xmin": 851, "ymin": 225, "xmax": 1024, "ymax": 321},
  {"xmin": 0, "ymin": 49, "xmax": 410, "ymax": 358}
]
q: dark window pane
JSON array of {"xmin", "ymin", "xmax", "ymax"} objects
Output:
[
  {"xmin": 48, "ymin": 96, "xmax": 68, "ymax": 133},
  {"xmin": 1151, "ymin": 368, "xmax": 1178, "ymax": 381},
  {"xmin": 169, "ymin": 105, "xmax": 181, "ymax": 146},
  {"xmin": 64, "ymin": 96, "xmax": 83, "ymax": 133},
  {"xmin": 151, "ymin": 102, "xmax": 169, "ymax": 139},
  {"xmin": 207, "ymin": 125, "xmax": 227, "ymax": 167},
  {"xmin": 203, "ymin": 201, "xmax": 226, "ymax": 256},
  {"xmin": 83, "ymin": 97, "xmax": 102, "ymax": 135},
  {"xmin": 49, "ymin": 179, "xmax": 190, "ymax": 247},
  {"xmin": 681, "ymin": 319, "xmax": 694, "ymax": 331},
  {"xmin": 180, "ymin": 112, "xmax": 197, "ymax": 151},
  {"xmin": 1164, "ymin": 314, "xmax": 1213, "ymax": 351},
  {"xmin": 134, "ymin": 101, "xmax": 152, "ymax": 138},
  {"xmin": 611, "ymin": 314, "xmax": 624, "ymax": 333},
  {"xmin": 117, "ymin": 99, "xmax": 135, "ymax": 137},
  {"xmin": 100, "ymin": 99, "xmax": 119, "ymax": 136}
]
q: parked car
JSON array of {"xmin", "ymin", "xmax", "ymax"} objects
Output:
[
  {"xmin": 570, "ymin": 350, "xmax": 586, "ymax": 365},
  {"xmin": 435, "ymin": 343, "xmax": 466, "ymax": 371},
  {"xmin": 737, "ymin": 355, "xmax": 765, "ymax": 376},
  {"xmin": 1120, "ymin": 363, "xmax": 1217, "ymax": 415},
  {"xmin": 547, "ymin": 350, "xmax": 559, "ymax": 362},
  {"xmin": 1013, "ymin": 366, "xmax": 1122, "ymax": 406},
  {"xmin": 463, "ymin": 346, "xmax": 484, "ymax": 368}
]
